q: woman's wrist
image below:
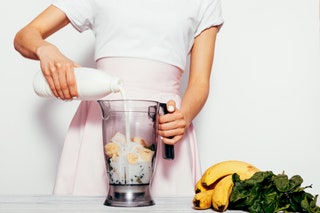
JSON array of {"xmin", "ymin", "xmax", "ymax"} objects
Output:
[{"xmin": 35, "ymin": 42, "xmax": 58, "ymax": 60}]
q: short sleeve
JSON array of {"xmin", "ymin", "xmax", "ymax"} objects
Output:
[
  {"xmin": 52, "ymin": 0, "xmax": 94, "ymax": 32},
  {"xmin": 195, "ymin": 0, "xmax": 224, "ymax": 37}
]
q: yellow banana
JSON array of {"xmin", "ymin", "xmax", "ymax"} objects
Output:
[
  {"xmin": 195, "ymin": 179, "xmax": 206, "ymax": 193},
  {"xmin": 201, "ymin": 160, "xmax": 259, "ymax": 187},
  {"xmin": 211, "ymin": 174, "xmax": 234, "ymax": 212},
  {"xmin": 195, "ymin": 178, "xmax": 217, "ymax": 194},
  {"xmin": 192, "ymin": 189, "xmax": 214, "ymax": 210}
]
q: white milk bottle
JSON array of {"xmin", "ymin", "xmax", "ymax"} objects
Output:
[{"xmin": 33, "ymin": 67, "xmax": 122, "ymax": 100}]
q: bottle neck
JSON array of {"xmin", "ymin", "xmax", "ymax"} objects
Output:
[{"xmin": 110, "ymin": 78, "xmax": 123, "ymax": 93}]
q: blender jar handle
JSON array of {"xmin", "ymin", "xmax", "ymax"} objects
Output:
[{"xmin": 159, "ymin": 103, "xmax": 175, "ymax": 160}]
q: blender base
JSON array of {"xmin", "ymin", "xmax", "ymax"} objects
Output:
[{"xmin": 104, "ymin": 184, "xmax": 155, "ymax": 207}]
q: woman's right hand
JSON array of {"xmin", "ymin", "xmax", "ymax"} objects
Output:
[
  {"xmin": 14, "ymin": 5, "xmax": 80, "ymax": 100},
  {"xmin": 37, "ymin": 44, "xmax": 80, "ymax": 100}
]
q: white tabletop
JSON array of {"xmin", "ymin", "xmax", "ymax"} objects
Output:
[{"xmin": 0, "ymin": 195, "xmax": 245, "ymax": 213}]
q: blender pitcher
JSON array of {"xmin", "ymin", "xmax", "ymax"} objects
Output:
[{"xmin": 98, "ymin": 100, "xmax": 161, "ymax": 207}]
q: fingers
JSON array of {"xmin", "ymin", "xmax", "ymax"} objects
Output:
[
  {"xmin": 66, "ymin": 67, "xmax": 78, "ymax": 98},
  {"xmin": 166, "ymin": 100, "xmax": 176, "ymax": 112},
  {"xmin": 159, "ymin": 116, "xmax": 186, "ymax": 141},
  {"xmin": 42, "ymin": 62, "xmax": 77, "ymax": 100},
  {"xmin": 159, "ymin": 100, "xmax": 187, "ymax": 145}
]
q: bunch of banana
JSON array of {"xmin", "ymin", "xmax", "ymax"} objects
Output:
[{"xmin": 192, "ymin": 160, "xmax": 259, "ymax": 211}]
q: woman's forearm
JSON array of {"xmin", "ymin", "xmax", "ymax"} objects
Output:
[
  {"xmin": 180, "ymin": 26, "xmax": 219, "ymax": 126},
  {"xmin": 180, "ymin": 80, "xmax": 210, "ymax": 127},
  {"xmin": 14, "ymin": 5, "xmax": 70, "ymax": 61},
  {"xmin": 14, "ymin": 27, "xmax": 51, "ymax": 60}
]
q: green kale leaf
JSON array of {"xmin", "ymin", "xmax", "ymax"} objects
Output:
[{"xmin": 228, "ymin": 171, "xmax": 320, "ymax": 213}]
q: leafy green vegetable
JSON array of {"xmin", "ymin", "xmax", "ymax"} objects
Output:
[{"xmin": 228, "ymin": 171, "xmax": 320, "ymax": 213}]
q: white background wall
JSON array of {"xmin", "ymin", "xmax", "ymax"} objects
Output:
[{"xmin": 0, "ymin": 0, "xmax": 319, "ymax": 197}]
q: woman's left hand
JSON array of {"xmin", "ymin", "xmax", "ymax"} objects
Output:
[{"xmin": 158, "ymin": 100, "xmax": 188, "ymax": 145}]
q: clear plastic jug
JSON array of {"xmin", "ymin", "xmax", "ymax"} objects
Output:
[{"xmin": 98, "ymin": 100, "xmax": 174, "ymax": 207}]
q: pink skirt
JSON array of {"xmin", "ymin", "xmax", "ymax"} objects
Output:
[{"xmin": 53, "ymin": 57, "xmax": 202, "ymax": 196}]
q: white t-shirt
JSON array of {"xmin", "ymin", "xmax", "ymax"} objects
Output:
[{"xmin": 52, "ymin": 0, "xmax": 224, "ymax": 70}]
